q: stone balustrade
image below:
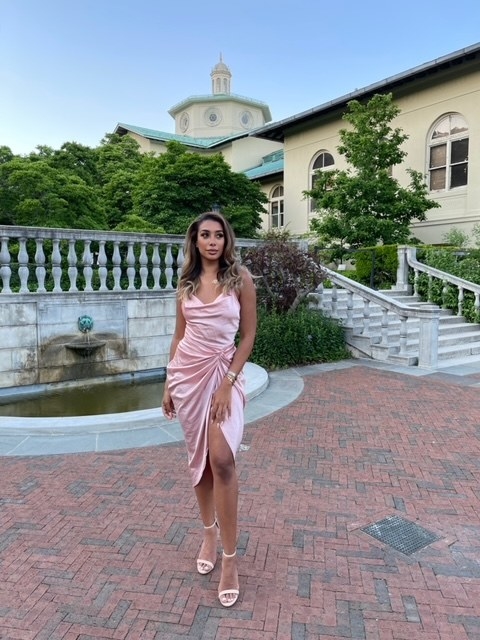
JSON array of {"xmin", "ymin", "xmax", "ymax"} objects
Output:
[
  {"xmin": 0, "ymin": 225, "xmax": 262, "ymax": 389},
  {"xmin": 0, "ymin": 225, "xmax": 261, "ymax": 295}
]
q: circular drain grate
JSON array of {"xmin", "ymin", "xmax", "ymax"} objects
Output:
[{"xmin": 361, "ymin": 515, "xmax": 441, "ymax": 555}]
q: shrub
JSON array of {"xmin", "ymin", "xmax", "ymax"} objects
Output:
[
  {"xmin": 416, "ymin": 248, "xmax": 480, "ymax": 322},
  {"xmin": 250, "ymin": 306, "xmax": 350, "ymax": 370},
  {"xmin": 243, "ymin": 230, "xmax": 326, "ymax": 313},
  {"xmin": 352, "ymin": 244, "xmax": 398, "ymax": 289}
]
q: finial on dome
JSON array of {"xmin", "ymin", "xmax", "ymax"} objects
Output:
[{"xmin": 211, "ymin": 54, "xmax": 231, "ymax": 94}]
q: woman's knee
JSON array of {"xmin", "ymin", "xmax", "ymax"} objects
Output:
[{"xmin": 209, "ymin": 453, "xmax": 235, "ymax": 483}]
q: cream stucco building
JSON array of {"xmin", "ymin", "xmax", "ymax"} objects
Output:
[
  {"xmin": 252, "ymin": 43, "xmax": 480, "ymax": 244},
  {"xmin": 116, "ymin": 45, "xmax": 480, "ymax": 244},
  {"xmin": 115, "ymin": 57, "xmax": 282, "ymax": 176}
]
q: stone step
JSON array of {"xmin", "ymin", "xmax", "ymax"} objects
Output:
[{"xmin": 316, "ymin": 286, "xmax": 480, "ymax": 367}]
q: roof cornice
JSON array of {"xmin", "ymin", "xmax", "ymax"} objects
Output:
[{"xmin": 252, "ymin": 42, "xmax": 480, "ymax": 142}]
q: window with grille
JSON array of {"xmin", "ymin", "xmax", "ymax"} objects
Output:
[
  {"xmin": 310, "ymin": 151, "xmax": 334, "ymax": 211},
  {"xmin": 429, "ymin": 114, "xmax": 468, "ymax": 191},
  {"xmin": 269, "ymin": 185, "xmax": 284, "ymax": 228}
]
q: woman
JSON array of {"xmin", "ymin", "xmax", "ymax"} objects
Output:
[{"xmin": 162, "ymin": 211, "xmax": 256, "ymax": 608}]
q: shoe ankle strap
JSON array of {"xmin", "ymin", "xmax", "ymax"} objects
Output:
[{"xmin": 222, "ymin": 549, "xmax": 237, "ymax": 558}]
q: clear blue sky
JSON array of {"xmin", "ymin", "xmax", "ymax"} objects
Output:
[{"xmin": 2, "ymin": 0, "xmax": 480, "ymax": 155}]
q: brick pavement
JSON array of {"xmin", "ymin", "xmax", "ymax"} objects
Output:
[{"xmin": 1, "ymin": 365, "xmax": 480, "ymax": 639}]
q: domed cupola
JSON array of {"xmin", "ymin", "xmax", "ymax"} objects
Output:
[{"xmin": 211, "ymin": 54, "xmax": 232, "ymax": 95}]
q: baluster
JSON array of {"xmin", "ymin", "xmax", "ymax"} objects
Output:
[
  {"xmin": 35, "ymin": 238, "xmax": 46, "ymax": 293},
  {"xmin": 316, "ymin": 281, "xmax": 324, "ymax": 307},
  {"xmin": 164, "ymin": 244, "xmax": 173, "ymax": 289},
  {"xmin": 67, "ymin": 239, "xmax": 78, "ymax": 291},
  {"xmin": 18, "ymin": 237, "xmax": 30, "ymax": 293},
  {"xmin": 413, "ymin": 268, "xmax": 419, "ymax": 296},
  {"xmin": 330, "ymin": 284, "xmax": 338, "ymax": 317},
  {"xmin": 112, "ymin": 241, "xmax": 122, "ymax": 291},
  {"xmin": 51, "ymin": 239, "xmax": 62, "ymax": 292},
  {"xmin": 441, "ymin": 279, "xmax": 449, "ymax": 309},
  {"xmin": 151, "ymin": 243, "xmax": 161, "ymax": 290},
  {"xmin": 474, "ymin": 292, "xmax": 480, "ymax": 323},
  {"xmin": 362, "ymin": 299, "xmax": 370, "ymax": 335},
  {"xmin": 398, "ymin": 316, "xmax": 408, "ymax": 355},
  {"xmin": 126, "ymin": 242, "xmax": 136, "ymax": 290},
  {"xmin": 139, "ymin": 242, "xmax": 148, "ymax": 290},
  {"xmin": 380, "ymin": 308, "xmax": 389, "ymax": 345},
  {"xmin": 97, "ymin": 240, "xmax": 108, "ymax": 291},
  {"xmin": 345, "ymin": 290, "xmax": 354, "ymax": 327},
  {"xmin": 82, "ymin": 241, "xmax": 93, "ymax": 291},
  {"xmin": 427, "ymin": 274, "xmax": 433, "ymax": 302},
  {"xmin": 0, "ymin": 236, "xmax": 12, "ymax": 293},
  {"xmin": 176, "ymin": 245, "xmax": 184, "ymax": 281},
  {"xmin": 458, "ymin": 286, "xmax": 464, "ymax": 317}
]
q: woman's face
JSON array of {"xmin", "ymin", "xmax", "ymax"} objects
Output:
[{"xmin": 196, "ymin": 219, "xmax": 225, "ymax": 262}]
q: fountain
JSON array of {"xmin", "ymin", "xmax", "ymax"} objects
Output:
[
  {"xmin": 0, "ymin": 362, "xmax": 269, "ymax": 456},
  {"xmin": 65, "ymin": 315, "xmax": 106, "ymax": 358}
]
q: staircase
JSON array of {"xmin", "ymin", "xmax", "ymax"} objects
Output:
[{"xmin": 314, "ymin": 286, "xmax": 480, "ymax": 369}]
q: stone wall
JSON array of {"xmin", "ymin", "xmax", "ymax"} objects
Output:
[{"xmin": 0, "ymin": 291, "xmax": 176, "ymax": 389}]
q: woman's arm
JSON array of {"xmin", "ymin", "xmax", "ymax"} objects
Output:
[
  {"xmin": 162, "ymin": 297, "xmax": 186, "ymax": 419},
  {"xmin": 210, "ymin": 268, "xmax": 257, "ymax": 425},
  {"xmin": 168, "ymin": 296, "xmax": 186, "ymax": 362}
]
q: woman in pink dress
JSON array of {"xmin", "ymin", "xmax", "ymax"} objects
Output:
[{"xmin": 162, "ymin": 211, "xmax": 257, "ymax": 608}]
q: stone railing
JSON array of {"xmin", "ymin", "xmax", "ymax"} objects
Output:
[
  {"xmin": 397, "ymin": 245, "xmax": 480, "ymax": 319},
  {"xmin": 0, "ymin": 225, "xmax": 261, "ymax": 295},
  {"xmin": 311, "ymin": 265, "xmax": 441, "ymax": 368}
]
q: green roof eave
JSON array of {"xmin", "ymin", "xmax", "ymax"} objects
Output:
[
  {"xmin": 244, "ymin": 157, "xmax": 284, "ymax": 180},
  {"xmin": 115, "ymin": 123, "xmax": 251, "ymax": 148}
]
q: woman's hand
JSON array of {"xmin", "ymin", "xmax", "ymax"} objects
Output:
[
  {"xmin": 162, "ymin": 388, "xmax": 176, "ymax": 420},
  {"xmin": 210, "ymin": 378, "xmax": 233, "ymax": 426}
]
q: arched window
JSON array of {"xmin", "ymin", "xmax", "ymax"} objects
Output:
[
  {"xmin": 428, "ymin": 114, "xmax": 468, "ymax": 191},
  {"xmin": 269, "ymin": 185, "xmax": 284, "ymax": 229},
  {"xmin": 310, "ymin": 151, "xmax": 334, "ymax": 211}
]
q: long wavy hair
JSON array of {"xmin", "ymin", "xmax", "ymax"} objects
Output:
[{"xmin": 177, "ymin": 211, "xmax": 243, "ymax": 299}]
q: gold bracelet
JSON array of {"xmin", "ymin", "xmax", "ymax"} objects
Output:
[{"xmin": 225, "ymin": 370, "xmax": 237, "ymax": 385}]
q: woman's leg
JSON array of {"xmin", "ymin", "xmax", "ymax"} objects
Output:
[
  {"xmin": 208, "ymin": 421, "xmax": 239, "ymax": 605},
  {"xmin": 194, "ymin": 459, "xmax": 218, "ymax": 573}
]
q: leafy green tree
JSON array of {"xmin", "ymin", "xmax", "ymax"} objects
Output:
[
  {"xmin": 0, "ymin": 146, "xmax": 15, "ymax": 164},
  {"xmin": 0, "ymin": 157, "xmax": 106, "ymax": 229},
  {"xmin": 97, "ymin": 134, "xmax": 146, "ymax": 228},
  {"xmin": 133, "ymin": 141, "xmax": 266, "ymax": 236},
  {"xmin": 48, "ymin": 141, "xmax": 101, "ymax": 186},
  {"xmin": 306, "ymin": 93, "xmax": 439, "ymax": 251}
]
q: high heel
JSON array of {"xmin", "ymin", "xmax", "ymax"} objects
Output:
[
  {"xmin": 218, "ymin": 550, "xmax": 239, "ymax": 608},
  {"xmin": 196, "ymin": 521, "xmax": 218, "ymax": 575}
]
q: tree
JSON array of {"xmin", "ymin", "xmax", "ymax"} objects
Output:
[
  {"xmin": 306, "ymin": 93, "xmax": 439, "ymax": 252},
  {"xmin": 133, "ymin": 141, "xmax": 266, "ymax": 236},
  {"xmin": 47, "ymin": 141, "xmax": 101, "ymax": 186},
  {"xmin": 97, "ymin": 134, "xmax": 146, "ymax": 228},
  {"xmin": 0, "ymin": 157, "xmax": 106, "ymax": 229}
]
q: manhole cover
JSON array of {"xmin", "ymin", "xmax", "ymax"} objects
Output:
[{"xmin": 361, "ymin": 515, "xmax": 440, "ymax": 555}]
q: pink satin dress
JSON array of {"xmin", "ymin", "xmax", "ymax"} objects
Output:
[{"xmin": 167, "ymin": 292, "xmax": 245, "ymax": 487}]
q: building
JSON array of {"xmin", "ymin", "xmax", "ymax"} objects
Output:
[
  {"xmin": 114, "ymin": 56, "xmax": 282, "ymax": 176},
  {"xmin": 252, "ymin": 43, "xmax": 480, "ymax": 244},
  {"xmin": 115, "ymin": 44, "xmax": 480, "ymax": 244}
]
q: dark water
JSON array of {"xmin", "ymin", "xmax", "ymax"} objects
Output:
[{"xmin": 0, "ymin": 379, "xmax": 165, "ymax": 418}]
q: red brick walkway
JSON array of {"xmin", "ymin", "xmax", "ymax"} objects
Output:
[{"xmin": 1, "ymin": 365, "xmax": 480, "ymax": 639}]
